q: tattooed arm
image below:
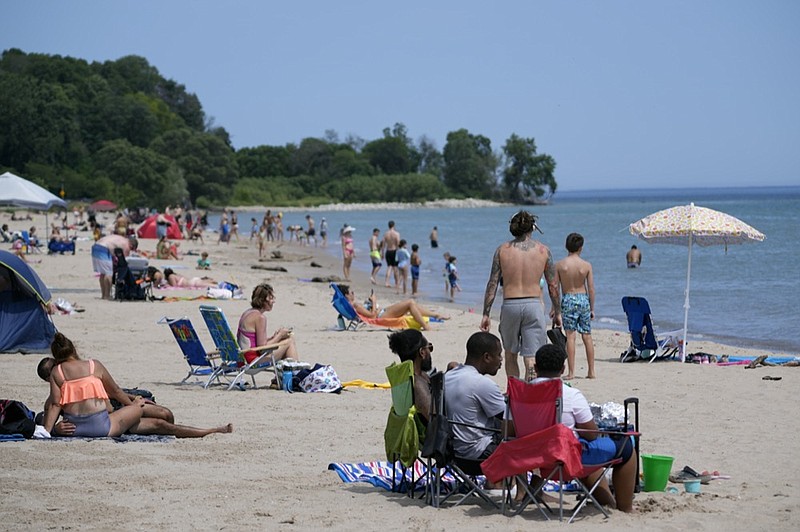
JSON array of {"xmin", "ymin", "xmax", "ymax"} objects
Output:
[
  {"xmin": 545, "ymin": 247, "xmax": 562, "ymax": 326},
  {"xmin": 480, "ymin": 248, "xmax": 502, "ymax": 331}
]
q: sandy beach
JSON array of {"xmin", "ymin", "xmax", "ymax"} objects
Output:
[{"xmin": 2, "ymin": 212, "xmax": 798, "ymax": 531}]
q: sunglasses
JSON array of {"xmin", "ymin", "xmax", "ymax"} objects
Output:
[{"xmin": 419, "ymin": 341, "xmax": 433, "ymax": 353}]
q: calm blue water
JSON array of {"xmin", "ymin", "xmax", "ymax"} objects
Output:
[{"xmin": 220, "ymin": 186, "xmax": 800, "ymax": 354}]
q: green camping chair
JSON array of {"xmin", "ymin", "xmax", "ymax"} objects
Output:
[{"xmin": 384, "ymin": 360, "xmax": 427, "ymax": 494}]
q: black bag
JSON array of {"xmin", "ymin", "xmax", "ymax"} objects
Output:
[
  {"xmin": 110, "ymin": 388, "xmax": 156, "ymax": 410},
  {"xmin": 547, "ymin": 325, "xmax": 567, "ymax": 352},
  {"xmin": 0, "ymin": 400, "xmax": 36, "ymax": 439},
  {"xmin": 420, "ymin": 412, "xmax": 454, "ymax": 466}
]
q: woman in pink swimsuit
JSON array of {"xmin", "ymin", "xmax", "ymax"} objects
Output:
[
  {"xmin": 340, "ymin": 226, "xmax": 356, "ymax": 281},
  {"xmin": 237, "ymin": 283, "xmax": 300, "ymax": 365}
]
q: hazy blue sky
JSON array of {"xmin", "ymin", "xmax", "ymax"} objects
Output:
[{"xmin": 4, "ymin": 1, "xmax": 799, "ymax": 190}]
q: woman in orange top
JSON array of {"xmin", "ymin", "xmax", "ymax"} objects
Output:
[{"xmin": 43, "ymin": 332, "xmax": 145, "ymax": 437}]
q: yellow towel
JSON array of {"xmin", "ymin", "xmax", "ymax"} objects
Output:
[{"xmin": 341, "ymin": 380, "xmax": 391, "ymax": 389}]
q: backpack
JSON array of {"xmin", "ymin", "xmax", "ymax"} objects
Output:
[
  {"xmin": 0, "ymin": 400, "xmax": 36, "ymax": 439},
  {"xmin": 297, "ymin": 364, "xmax": 343, "ymax": 393}
]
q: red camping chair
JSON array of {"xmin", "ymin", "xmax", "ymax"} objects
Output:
[{"xmin": 481, "ymin": 378, "xmax": 638, "ymax": 522}]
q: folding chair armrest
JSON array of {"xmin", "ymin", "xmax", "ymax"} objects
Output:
[{"xmin": 243, "ymin": 339, "xmax": 291, "ymax": 353}]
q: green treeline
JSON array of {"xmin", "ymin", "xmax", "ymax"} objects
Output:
[{"xmin": 0, "ymin": 49, "xmax": 557, "ymax": 209}]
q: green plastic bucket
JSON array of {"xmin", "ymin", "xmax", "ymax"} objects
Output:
[{"xmin": 641, "ymin": 454, "xmax": 674, "ymax": 492}]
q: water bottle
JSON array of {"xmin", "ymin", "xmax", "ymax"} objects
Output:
[{"xmin": 282, "ymin": 365, "xmax": 293, "ymax": 393}]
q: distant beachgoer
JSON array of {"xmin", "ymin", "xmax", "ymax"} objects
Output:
[
  {"xmin": 442, "ymin": 252, "xmax": 451, "ymax": 296},
  {"xmin": 430, "ymin": 226, "xmax": 439, "ymax": 248},
  {"xmin": 218, "ymin": 210, "xmax": 230, "ymax": 244},
  {"xmin": 1, "ymin": 224, "xmax": 12, "ymax": 243},
  {"xmin": 626, "ymin": 245, "xmax": 642, "ymax": 268},
  {"xmin": 555, "ymin": 233, "xmax": 595, "ymax": 380},
  {"xmin": 369, "ymin": 228, "xmax": 383, "ymax": 285},
  {"xmin": 319, "ymin": 217, "xmax": 328, "ymax": 247},
  {"xmin": 480, "ymin": 210, "xmax": 561, "ymax": 381},
  {"xmin": 156, "ymin": 213, "xmax": 170, "ymax": 240},
  {"xmin": 230, "ymin": 211, "xmax": 239, "ymax": 242},
  {"xmin": 249, "ymin": 218, "xmax": 258, "ymax": 242},
  {"xmin": 92, "ymin": 234, "xmax": 132, "ymax": 300},
  {"xmin": 149, "ymin": 267, "xmax": 217, "ymax": 289},
  {"xmin": 410, "ymin": 244, "xmax": 421, "ymax": 297},
  {"xmin": 446, "ymin": 255, "xmax": 461, "ymax": 302},
  {"xmin": 157, "ymin": 236, "xmax": 181, "ymax": 260},
  {"xmin": 341, "ymin": 226, "xmax": 356, "ymax": 281},
  {"xmin": 305, "ymin": 214, "xmax": 316, "ymax": 247},
  {"xmin": 396, "ymin": 239, "xmax": 411, "ymax": 295},
  {"xmin": 383, "ymin": 221, "xmax": 401, "ymax": 288}
]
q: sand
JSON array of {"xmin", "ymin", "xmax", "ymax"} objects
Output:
[{"xmin": 2, "ymin": 213, "xmax": 799, "ymax": 530}]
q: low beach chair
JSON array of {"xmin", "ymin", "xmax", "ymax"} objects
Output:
[
  {"xmin": 330, "ymin": 283, "xmax": 363, "ymax": 331},
  {"xmin": 159, "ymin": 316, "xmax": 230, "ymax": 388},
  {"xmin": 620, "ymin": 296, "xmax": 682, "ymax": 363},
  {"xmin": 198, "ymin": 304, "xmax": 288, "ymax": 391}
]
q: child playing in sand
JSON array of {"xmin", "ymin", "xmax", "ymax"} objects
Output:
[
  {"xmin": 446, "ymin": 255, "xmax": 461, "ymax": 302},
  {"xmin": 196, "ymin": 252, "xmax": 211, "ymax": 270}
]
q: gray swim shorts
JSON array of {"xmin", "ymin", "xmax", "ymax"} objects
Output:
[{"xmin": 499, "ymin": 297, "xmax": 547, "ymax": 357}]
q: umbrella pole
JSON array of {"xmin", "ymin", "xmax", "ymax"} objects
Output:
[{"xmin": 682, "ymin": 234, "xmax": 692, "ymax": 362}]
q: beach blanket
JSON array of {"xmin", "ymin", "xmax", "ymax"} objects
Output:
[
  {"xmin": 357, "ymin": 313, "xmax": 444, "ymax": 331},
  {"xmin": 327, "ymin": 460, "xmax": 576, "ymax": 493},
  {"xmin": 42, "ymin": 434, "xmax": 176, "ymax": 443}
]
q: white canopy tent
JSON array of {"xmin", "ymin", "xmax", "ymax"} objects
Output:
[{"xmin": 0, "ymin": 171, "xmax": 68, "ymax": 237}]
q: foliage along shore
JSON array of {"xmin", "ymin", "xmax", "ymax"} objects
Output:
[
  {"xmin": 1, "ymin": 49, "xmax": 558, "ymax": 210},
  {"xmin": 221, "ymin": 198, "xmax": 511, "ymax": 213}
]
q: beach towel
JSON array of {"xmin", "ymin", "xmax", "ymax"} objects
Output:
[
  {"xmin": 327, "ymin": 460, "xmax": 575, "ymax": 493},
  {"xmin": 357, "ymin": 313, "xmax": 443, "ymax": 330},
  {"xmin": 43, "ymin": 434, "xmax": 176, "ymax": 443},
  {"xmin": 341, "ymin": 380, "xmax": 391, "ymax": 389}
]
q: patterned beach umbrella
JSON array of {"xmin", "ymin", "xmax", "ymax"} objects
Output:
[{"xmin": 629, "ymin": 203, "xmax": 765, "ymax": 360}]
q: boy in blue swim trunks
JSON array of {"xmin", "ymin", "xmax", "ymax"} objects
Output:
[{"xmin": 555, "ymin": 233, "xmax": 595, "ymax": 379}]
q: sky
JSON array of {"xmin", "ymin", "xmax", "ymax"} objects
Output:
[{"xmin": 3, "ymin": 1, "xmax": 799, "ymax": 191}]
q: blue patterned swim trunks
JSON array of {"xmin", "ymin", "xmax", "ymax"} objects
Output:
[{"xmin": 561, "ymin": 293, "xmax": 591, "ymax": 334}]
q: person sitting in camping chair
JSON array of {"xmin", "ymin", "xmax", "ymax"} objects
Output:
[{"xmin": 531, "ymin": 344, "xmax": 638, "ymax": 513}]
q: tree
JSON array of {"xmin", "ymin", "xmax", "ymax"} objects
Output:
[
  {"xmin": 92, "ymin": 139, "xmax": 187, "ymax": 208},
  {"xmin": 149, "ymin": 128, "xmax": 238, "ymax": 205},
  {"xmin": 361, "ymin": 123, "xmax": 420, "ymax": 175},
  {"xmin": 236, "ymin": 145, "xmax": 292, "ymax": 178},
  {"xmin": 416, "ymin": 135, "xmax": 444, "ymax": 178},
  {"xmin": 442, "ymin": 128, "xmax": 497, "ymax": 196},
  {"xmin": 502, "ymin": 134, "xmax": 557, "ymax": 203}
]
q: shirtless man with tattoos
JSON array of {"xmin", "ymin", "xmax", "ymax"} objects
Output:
[{"xmin": 480, "ymin": 211, "xmax": 561, "ymax": 381}]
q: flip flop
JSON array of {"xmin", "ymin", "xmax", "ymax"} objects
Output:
[{"xmin": 762, "ymin": 376, "xmax": 782, "ymax": 381}]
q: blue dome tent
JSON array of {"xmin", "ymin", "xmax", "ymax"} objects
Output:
[{"xmin": 0, "ymin": 250, "xmax": 56, "ymax": 353}]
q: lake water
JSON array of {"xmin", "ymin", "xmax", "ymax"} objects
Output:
[{"xmin": 217, "ymin": 186, "xmax": 800, "ymax": 354}]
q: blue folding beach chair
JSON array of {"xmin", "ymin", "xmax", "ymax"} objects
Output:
[
  {"xmin": 330, "ymin": 283, "xmax": 363, "ymax": 331},
  {"xmin": 159, "ymin": 316, "xmax": 233, "ymax": 388},
  {"xmin": 620, "ymin": 297, "xmax": 682, "ymax": 363},
  {"xmin": 199, "ymin": 305, "xmax": 288, "ymax": 390}
]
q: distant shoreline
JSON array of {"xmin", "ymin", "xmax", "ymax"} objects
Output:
[{"xmin": 222, "ymin": 198, "xmax": 509, "ymax": 213}]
